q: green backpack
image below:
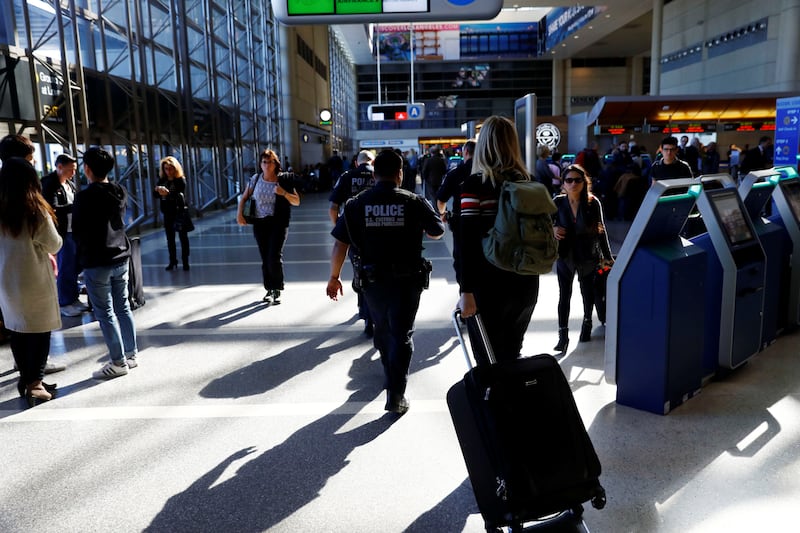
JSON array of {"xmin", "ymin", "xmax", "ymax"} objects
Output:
[{"xmin": 483, "ymin": 179, "xmax": 558, "ymax": 275}]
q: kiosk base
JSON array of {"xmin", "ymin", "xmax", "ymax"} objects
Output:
[{"xmin": 616, "ymin": 243, "xmax": 706, "ymax": 415}]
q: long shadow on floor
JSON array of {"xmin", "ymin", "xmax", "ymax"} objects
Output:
[
  {"xmin": 199, "ymin": 328, "xmax": 369, "ymax": 398},
  {"xmin": 145, "ymin": 349, "xmax": 397, "ymax": 532}
]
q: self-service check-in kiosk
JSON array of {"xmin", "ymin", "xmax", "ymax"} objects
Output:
[
  {"xmin": 738, "ymin": 170, "xmax": 791, "ymax": 344},
  {"xmin": 690, "ymin": 176, "xmax": 766, "ymax": 376},
  {"xmin": 768, "ymin": 167, "xmax": 800, "ymax": 328},
  {"xmin": 605, "ymin": 179, "xmax": 706, "ymax": 415}
]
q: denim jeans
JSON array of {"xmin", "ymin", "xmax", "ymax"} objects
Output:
[
  {"xmin": 57, "ymin": 232, "xmax": 80, "ymax": 306},
  {"xmin": 83, "ymin": 260, "xmax": 138, "ymax": 363}
]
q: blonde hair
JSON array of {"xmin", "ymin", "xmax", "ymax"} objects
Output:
[
  {"xmin": 472, "ymin": 116, "xmax": 529, "ymax": 185},
  {"xmin": 159, "ymin": 156, "xmax": 185, "ymax": 179}
]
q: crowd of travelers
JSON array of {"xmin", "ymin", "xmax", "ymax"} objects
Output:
[{"xmin": 0, "ymin": 127, "xmax": 775, "ymax": 414}]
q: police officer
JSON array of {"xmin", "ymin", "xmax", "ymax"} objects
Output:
[
  {"xmin": 329, "ymin": 149, "xmax": 377, "ymax": 336},
  {"xmin": 327, "ymin": 149, "xmax": 445, "ymax": 414}
]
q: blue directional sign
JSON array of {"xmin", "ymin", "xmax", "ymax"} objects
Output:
[
  {"xmin": 408, "ymin": 103, "xmax": 425, "ymax": 120},
  {"xmin": 775, "ymin": 96, "xmax": 800, "ymax": 170}
]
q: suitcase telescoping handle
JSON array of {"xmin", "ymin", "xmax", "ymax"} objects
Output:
[{"xmin": 452, "ymin": 308, "xmax": 497, "ymax": 369}]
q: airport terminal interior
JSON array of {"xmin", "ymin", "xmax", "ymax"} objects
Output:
[
  {"xmin": 2, "ymin": 0, "xmax": 800, "ymax": 531},
  {"xmin": 2, "ymin": 193, "xmax": 799, "ymax": 532}
]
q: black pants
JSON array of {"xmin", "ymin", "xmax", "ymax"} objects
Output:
[
  {"xmin": 347, "ymin": 248, "xmax": 371, "ymax": 322},
  {"xmin": 556, "ymin": 258, "xmax": 595, "ymax": 328},
  {"xmin": 363, "ymin": 279, "xmax": 422, "ymax": 396},
  {"xmin": 471, "ymin": 270, "xmax": 539, "ymax": 365},
  {"xmin": 10, "ymin": 330, "xmax": 51, "ymax": 386},
  {"xmin": 253, "ymin": 217, "xmax": 288, "ymax": 291},
  {"xmin": 163, "ymin": 211, "xmax": 190, "ymax": 265}
]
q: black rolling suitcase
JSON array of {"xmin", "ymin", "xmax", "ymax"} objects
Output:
[
  {"xmin": 128, "ymin": 236, "xmax": 146, "ymax": 309},
  {"xmin": 447, "ymin": 310, "xmax": 606, "ymax": 532}
]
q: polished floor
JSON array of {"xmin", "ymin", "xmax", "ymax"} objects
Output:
[{"xmin": 1, "ymin": 191, "xmax": 798, "ymax": 533}]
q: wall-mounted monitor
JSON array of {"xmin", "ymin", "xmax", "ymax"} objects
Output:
[{"xmin": 706, "ymin": 189, "xmax": 756, "ymax": 249}]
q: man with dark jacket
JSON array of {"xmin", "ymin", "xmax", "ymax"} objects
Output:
[
  {"xmin": 421, "ymin": 147, "xmax": 447, "ymax": 205},
  {"xmin": 41, "ymin": 153, "xmax": 87, "ymax": 317},
  {"xmin": 327, "ymin": 150, "xmax": 445, "ymax": 414},
  {"xmin": 328, "ymin": 149, "xmax": 376, "ymax": 336},
  {"xmin": 650, "ymin": 136, "xmax": 694, "ymax": 182},
  {"xmin": 740, "ymin": 136, "xmax": 772, "ymax": 175},
  {"xmin": 72, "ymin": 148, "xmax": 138, "ymax": 379},
  {"xmin": 436, "ymin": 139, "xmax": 475, "ymax": 285}
]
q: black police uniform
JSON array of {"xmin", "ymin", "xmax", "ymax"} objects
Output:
[
  {"xmin": 331, "ymin": 181, "xmax": 444, "ymax": 401},
  {"xmin": 328, "ymin": 163, "xmax": 375, "ymax": 207},
  {"xmin": 329, "ymin": 163, "xmax": 376, "ymax": 326}
]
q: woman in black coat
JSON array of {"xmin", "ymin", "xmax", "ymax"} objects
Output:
[
  {"xmin": 155, "ymin": 156, "xmax": 191, "ymax": 270},
  {"xmin": 552, "ymin": 164, "xmax": 613, "ymax": 353}
]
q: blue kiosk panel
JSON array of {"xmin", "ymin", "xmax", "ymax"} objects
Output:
[
  {"xmin": 606, "ymin": 179, "xmax": 706, "ymax": 415},
  {"xmin": 770, "ymin": 169, "xmax": 800, "ymax": 327},
  {"xmin": 616, "ymin": 242, "xmax": 706, "ymax": 414},
  {"xmin": 691, "ymin": 187, "xmax": 766, "ymax": 375},
  {"xmin": 739, "ymin": 171, "xmax": 791, "ymax": 343}
]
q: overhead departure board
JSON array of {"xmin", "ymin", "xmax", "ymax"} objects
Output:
[{"xmin": 273, "ymin": 0, "xmax": 503, "ymax": 24}]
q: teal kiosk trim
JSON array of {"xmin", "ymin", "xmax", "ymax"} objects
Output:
[
  {"xmin": 738, "ymin": 169, "xmax": 791, "ymax": 344},
  {"xmin": 769, "ymin": 167, "xmax": 800, "ymax": 328},
  {"xmin": 605, "ymin": 179, "xmax": 706, "ymax": 415},
  {"xmin": 690, "ymin": 176, "xmax": 766, "ymax": 376}
]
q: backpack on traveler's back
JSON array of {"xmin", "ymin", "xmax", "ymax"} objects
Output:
[{"xmin": 483, "ymin": 179, "xmax": 558, "ymax": 275}]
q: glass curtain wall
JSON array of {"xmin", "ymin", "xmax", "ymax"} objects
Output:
[
  {"xmin": 328, "ymin": 31, "xmax": 357, "ymax": 156},
  {"xmin": 0, "ymin": 0, "xmax": 283, "ymax": 229}
]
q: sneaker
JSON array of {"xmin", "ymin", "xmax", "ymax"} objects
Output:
[
  {"xmin": 60, "ymin": 303, "xmax": 86, "ymax": 317},
  {"xmin": 92, "ymin": 361, "xmax": 129, "ymax": 379},
  {"xmin": 126, "ymin": 355, "xmax": 138, "ymax": 369},
  {"xmin": 44, "ymin": 361, "xmax": 67, "ymax": 374}
]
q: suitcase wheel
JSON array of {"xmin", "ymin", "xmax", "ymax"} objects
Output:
[{"xmin": 591, "ymin": 488, "xmax": 607, "ymax": 510}]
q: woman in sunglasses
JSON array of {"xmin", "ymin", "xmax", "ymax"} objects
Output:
[{"xmin": 552, "ymin": 164, "xmax": 613, "ymax": 353}]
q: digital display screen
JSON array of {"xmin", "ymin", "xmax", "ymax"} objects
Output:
[
  {"xmin": 276, "ymin": 0, "xmax": 502, "ymax": 24},
  {"xmin": 780, "ymin": 179, "xmax": 800, "ymax": 223},
  {"xmin": 287, "ymin": 0, "xmax": 429, "ymax": 15},
  {"xmin": 708, "ymin": 190, "xmax": 755, "ymax": 246}
]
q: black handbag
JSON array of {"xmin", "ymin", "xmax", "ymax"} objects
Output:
[
  {"xmin": 244, "ymin": 198, "xmax": 257, "ymax": 224},
  {"xmin": 173, "ymin": 209, "xmax": 195, "ymax": 233},
  {"xmin": 244, "ymin": 175, "xmax": 258, "ymax": 224}
]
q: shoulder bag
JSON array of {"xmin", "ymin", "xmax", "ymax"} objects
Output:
[{"xmin": 244, "ymin": 175, "xmax": 258, "ymax": 224}]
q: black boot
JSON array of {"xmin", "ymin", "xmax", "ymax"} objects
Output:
[
  {"xmin": 579, "ymin": 319, "xmax": 592, "ymax": 342},
  {"xmin": 554, "ymin": 327, "xmax": 569, "ymax": 353},
  {"xmin": 165, "ymin": 260, "xmax": 178, "ymax": 271}
]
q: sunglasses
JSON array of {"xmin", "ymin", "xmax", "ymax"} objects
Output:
[{"xmin": 564, "ymin": 177, "xmax": 585, "ymax": 184}]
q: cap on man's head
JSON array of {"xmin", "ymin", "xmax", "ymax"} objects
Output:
[
  {"xmin": 55, "ymin": 153, "xmax": 77, "ymax": 165},
  {"xmin": 357, "ymin": 150, "xmax": 375, "ymax": 164}
]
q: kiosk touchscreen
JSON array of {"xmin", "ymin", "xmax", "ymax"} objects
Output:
[
  {"xmin": 690, "ymin": 185, "xmax": 766, "ymax": 375},
  {"xmin": 605, "ymin": 179, "xmax": 706, "ymax": 415},
  {"xmin": 770, "ymin": 167, "xmax": 800, "ymax": 326},
  {"xmin": 739, "ymin": 170, "xmax": 790, "ymax": 343}
]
